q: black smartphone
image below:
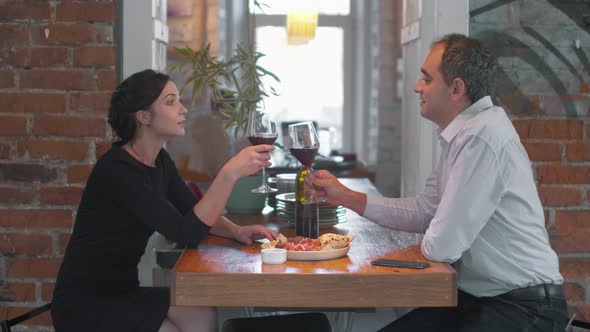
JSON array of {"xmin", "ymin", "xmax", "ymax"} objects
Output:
[{"xmin": 371, "ymin": 259, "xmax": 430, "ymax": 269}]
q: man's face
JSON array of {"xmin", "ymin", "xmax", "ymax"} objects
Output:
[{"xmin": 413, "ymin": 43, "xmax": 453, "ymax": 126}]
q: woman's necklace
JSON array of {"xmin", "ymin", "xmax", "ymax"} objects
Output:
[{"xmin": 128, "ymin": 143, "xmax": 153, "ymax": 167}]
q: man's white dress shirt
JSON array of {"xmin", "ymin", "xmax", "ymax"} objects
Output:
[{"xmin": 363, "ymin": 96, "xmax": 563, "ymax": 297}]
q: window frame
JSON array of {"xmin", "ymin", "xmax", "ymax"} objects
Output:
[{"xmin": 221, "ymin": 0, "xmax": 374, "ymax": 164}]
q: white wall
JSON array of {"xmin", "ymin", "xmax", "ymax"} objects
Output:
[{"xmin": 400, "ymin": 0, "xmax": 468, "ymax": 196}]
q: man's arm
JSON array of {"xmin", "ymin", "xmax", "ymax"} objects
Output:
[
  {"xmin": 421, "ymin": 136, "xmax": 504, "ymax": 262},
  {"xmin": 363, "ymin": 167, "xmax": 440, "ymax": 233}
]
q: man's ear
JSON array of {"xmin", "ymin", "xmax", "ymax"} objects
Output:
[
  {"xmin": 135, "ymin": 110, "xmax": 151, "ymax": 126},
  {"xmin": 451, "ymin": 77, "xmax": 467, "ymax": 100}
]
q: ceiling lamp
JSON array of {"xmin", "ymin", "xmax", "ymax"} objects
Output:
[{"xmin": 286, "ymin": 10, "xmax": 318, "ymax": 45}]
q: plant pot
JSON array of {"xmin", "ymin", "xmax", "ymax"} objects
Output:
[{"xmin": 225, "ymin": 174, "xmax": 267, "ymax": 214}]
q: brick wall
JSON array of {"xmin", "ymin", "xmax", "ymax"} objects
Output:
[
  {"xmin": 470, "ymin": 0, "xmax": 590, "ymax": 322},
  {"xmin": 0, "ymin": 1, "xmax": 116, "ymax": 330}
]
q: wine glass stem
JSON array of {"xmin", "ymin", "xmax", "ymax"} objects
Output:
[{"xmin": 261, "ymin": 167, "xmax": 268, "ymax": 188}]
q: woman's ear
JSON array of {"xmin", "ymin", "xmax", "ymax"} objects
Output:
[{"xmin": 135, "ymin": 110, "xmax": 151, "ymax": 126}]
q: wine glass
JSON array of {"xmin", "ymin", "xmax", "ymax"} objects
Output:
[
  {"xmin": 288, "ymin": 121, "xmax": 324, "ymax": 204},
  {"xmin": 246, "ymin": 110, "xmax": 278, "ymax": 193}
]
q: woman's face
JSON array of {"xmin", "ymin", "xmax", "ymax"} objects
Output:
[{"xmin": 144, "ymin": 81, "xmax": 188, "ymax": 139}]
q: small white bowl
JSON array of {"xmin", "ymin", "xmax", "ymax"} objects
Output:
[{"xmin": 261, "ymin": 248, "xmax": 287, "ymax": 265}]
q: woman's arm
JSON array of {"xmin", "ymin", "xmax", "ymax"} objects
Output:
[
  {"xmin": 193, "ymin": 144, "xmax": 274, "ymax": 226},
  {"xmin": 209, "ymin": 216, "xmax": 278, "ymax": 245}
]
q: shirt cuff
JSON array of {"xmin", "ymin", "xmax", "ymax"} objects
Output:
[{"xmin": 363, "ymin": 194, "xmax": 386, "ymax": 220}]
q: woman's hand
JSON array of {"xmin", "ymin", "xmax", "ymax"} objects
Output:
[
  {"xmin": 232, "ymin": 225, "xmax": 278, "ymax": 245},
  {"xmin": 221, "ymin": 145, "xmax": 274, "ymax": 182}
]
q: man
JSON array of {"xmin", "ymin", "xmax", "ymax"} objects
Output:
[{"xmin": 309, "ymin": 34, "xmax": 568, "ymax": 331}]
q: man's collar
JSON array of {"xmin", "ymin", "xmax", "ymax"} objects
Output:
[{"xmin": 439, "ymin": 96, "xmax": 493, "ymax": 143}]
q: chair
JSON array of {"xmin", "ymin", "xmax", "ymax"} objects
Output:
[
  {"xmin": 569, "ymin": 313, "xmax": 590, "ymax": 330},
  {"xmin": 0, "ymin": 302, "xmax": 51, "ymax": 332},
  {"xmin": 222, "ymin": 312, "xmax": 332, "ymax": 332}
]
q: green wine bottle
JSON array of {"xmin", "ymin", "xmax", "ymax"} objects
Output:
[{"xmin": 294, "ymin": 168, "xmax": 319, "ymax": 238}]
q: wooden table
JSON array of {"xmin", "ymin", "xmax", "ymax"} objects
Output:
[{"xmin": 172, "ymin": 179, "xmax": 456, "ymax": 308}]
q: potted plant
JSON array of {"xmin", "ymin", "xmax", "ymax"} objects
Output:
[{"xmin": 167, "ymin": 1, "xmax": 279, "ymax": 139}]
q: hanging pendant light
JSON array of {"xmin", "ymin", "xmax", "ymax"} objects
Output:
[{"xmin": 286, "ymin": 9, "xmax": 318, "ymax": 45}]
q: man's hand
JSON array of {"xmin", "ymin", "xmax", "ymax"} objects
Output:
[
  {"xmin": 307, "ymin": 170, "xmax": 367, "ymax": 215},
  {"xmin": 232, "ymin": 225, "xmax": 278, "ymax": 245}
]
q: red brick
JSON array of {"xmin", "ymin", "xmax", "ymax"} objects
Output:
[
  {"xmin": 0, "ymin": 306, "xmax": 52, "ymax": 326},
  {"xmin": 33, "ymin": 23, "xmax": 111, "ymax": 46},
  {"xmin": 70, "ymin": 92, "xmax": 111, "ymax": 112},
  {"xmin": 0, "ymin": 142, "xmax": 9, "ymax": 159},
  {"xmin": 587, "ymin": 124, "xmax": 590, "ymax": 139},
  {"xmin": 41, "ymin": 282, "xmax": 55, "ymax": 302},
  {"xmin": 538, "ymin": 186, "xmax": 582, "ymax": 207},
  {"xmin": 559, "ymin": 258, "xmax": 590, "ymax": 280},
  {"xmin": 0, "ymin": 69, "xmax": 15, "ymax": 89},
  {"xmin": 74, "ymin": 46, "xmax": 115, "ymax": 67},
  {"xmin": 33, "ymin": 114, "xmax": 105, "ymax": 137},
  {"xmin": 0, "ymin": 163, "xmax": 58, "ymax": 183},
  {"xmin": 523, "ymin": 142, "xmax": 562, "ymax": 162},
  {"xmin": 513, "ymin": 119, "xmax": 583, "ymax": 140},
  {"xmin": 57, "ymin": 233, "xmax": 71, "ymax": 256},
  {"xmin": 0, "ymin": 282, "xmax": 36, "ymax": 302},
  {"xmin": 0, "ymin": 186, "xmax": 34, "ymax": 204},
  {"xmin": 567, "ymin": 142, "xmax": 590, "ymax": 161},
  {"xmin": 96, "ymin": 140, "xmax": 113, "ymax": 159},
  {"xmin": 550, "ymin": 211, "xmax": 590, "ymax": 253},
  {"xmin": 97, "ymin": 69, "xmax": 117, "ymax": 90},
  {"xmin": 581, "ymin": 82, "xmax": 590, "ymax": 93},
  {"xmin": 56, "ymin": 2, "xmax": 115, "ymax": 23},
  {"xmin": 0, "ymin": 233, "xmax": 52, "ymax": 256},
  {"xmin": 67, "ymin": 164, "xmax": 94, "ymax": 183},
  {"xmin": 0, "ymin": 0, "xmax": 50, "ymax": 20},
  {"xmin": 0, "ymin": 209, "xmax": 73, "ymax": 229},
  {"xmin": 0, "ymin": 92, "xmax": 66, "ymax": 113},
  {"xmin": 30, "ymin": 47, "xmax": 69, "ymax": 67},
  {"xmin": 6, "ymin": 257, "xmax": 62, "ymax": 278},
  {"xmin": 0, "ymin": 116, "xmax": 27, "ymax": 136},
  {"xmin": 40, "ymin": 186, "xmax": 83, "ymax": 206},
  {"xmin": 1, "ymin": 47, "xmax": 28, "ymax": 66},
  {"xmin": 23, "ymin": 139, "xmax": 89, "ymax": 161},
  {"xmin": 20, "ymin": 69, "xmax": 95, "ymax": 90},
  {"xmin": 0, "ymin": 24, "xmax": 29, "ymax": 46},
  {"xmin": 563, "ymin": 282, "xmax": 585, "ymax": 304},
  {"xmin": 536, "ymin": 165, "xmax": 590, "ymax": 184}
]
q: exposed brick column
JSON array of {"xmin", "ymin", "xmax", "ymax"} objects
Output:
[{"xmin": 0, "ymin": 1, "xmax": 116, "ymax": 330}]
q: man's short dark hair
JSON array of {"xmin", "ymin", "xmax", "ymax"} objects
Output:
[{"xmin": 433, "ymin": 34, "xmax": 497, "ymax": 103}]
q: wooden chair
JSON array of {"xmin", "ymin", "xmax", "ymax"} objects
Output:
[
  {"xmin": 0, "ymin": 302, "xmax": 51, "ymax": 332},
  {"xmin": 222, "ymin": 312, "xmax": 332, "ymax": 332}
]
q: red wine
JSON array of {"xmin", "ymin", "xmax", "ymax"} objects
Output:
[
  {"xmin": 248, "ymin": 135, "xmax": 277, "ymax": 145},
  {"xmin": 290, "ymin": 147, "xmax": 318, "ymax": 168}
]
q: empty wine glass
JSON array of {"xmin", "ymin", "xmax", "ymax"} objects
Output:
[
  {"xmin": 288, "ymin": 121, "xmax": 324, "ymax": 204},
  {"xmin": 246, "ymin": 110, "xmax": 278, "ymax": 193}
]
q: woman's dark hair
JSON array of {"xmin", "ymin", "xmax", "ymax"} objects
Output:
[{"xmin": 108, "ymin": 69, "xmax": 170, "ymax": 143}]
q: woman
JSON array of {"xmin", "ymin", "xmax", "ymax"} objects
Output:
[{"xmin": 51, "ymin": 69, "xmax": 278, "ymax": 332}]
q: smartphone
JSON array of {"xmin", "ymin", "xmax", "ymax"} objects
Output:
[{"xmin": 371, "ymin": 259, "xmax": 430, "ymax": 269}]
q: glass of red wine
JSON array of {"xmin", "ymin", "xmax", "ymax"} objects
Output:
[
  {"xmin": 246, "ymin": 109, "xmax": 278, "ymax": 193},
  {"xmin": 288, "ymin": 121, "xmax": 324, "ymax": 204}
]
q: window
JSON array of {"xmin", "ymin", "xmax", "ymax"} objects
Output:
[
  {"xmin": 254, "ymin": 1, "xmax": 351, "ymax": 157},
  {"xmin": 221, "ymin": 0, "xmax": 375, "ymax": 164}
]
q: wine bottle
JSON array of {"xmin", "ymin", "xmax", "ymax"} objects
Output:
[{"xmin": 294, "ymin": 168, "xmax": 319, "ymax": 238}]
